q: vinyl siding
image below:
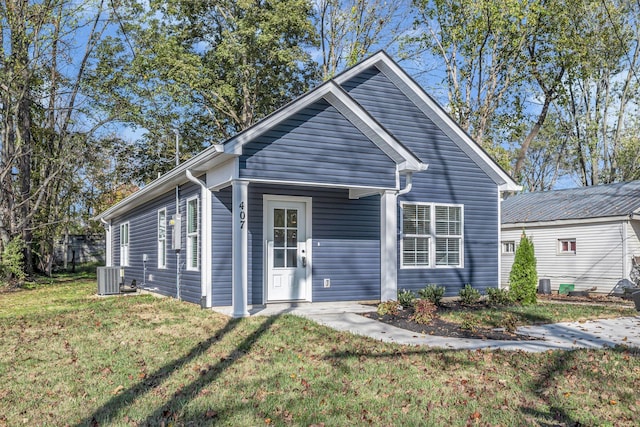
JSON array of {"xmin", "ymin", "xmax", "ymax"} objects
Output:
[
  {"xmin": 211, "ymin": 188, "xmax": 233, "ymax": 306},
  {"xmin": 239, "ymin": 99, "xmax": 397, "ymax": 189},
  {"xmin": 501, "ymin": 221, "xmax": 626, "ymax": 293},
  {"xmin": 111, "ymin": 181, "xmax": 202, "ymax": 303},
  {"xmin": 342, "ymin": 67, "xmax": 499, "ymax": 295}
]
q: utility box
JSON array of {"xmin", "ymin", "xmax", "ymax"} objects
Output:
[{"xmin": 97, "ymin": 266, "xmax": 121, "ymax": 295}]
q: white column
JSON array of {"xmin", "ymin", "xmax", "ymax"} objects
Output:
[
  {"xmin": 380, "ymin": 190, "xmax": 398, "ymax": 301},
  {"xmin": 232, "ymin": 179, "xmax": 250, "ymax": 317},
  {"xmin": 497, "ymin": 189, "xmax": 503, "ymax": 289},
  {"xmin": 201, "ymin": 185, "xmax": 212, "ymax": 307},
  {"xmin": 105, "ymin": 222, "xmax": 112, "ymax": 266}
]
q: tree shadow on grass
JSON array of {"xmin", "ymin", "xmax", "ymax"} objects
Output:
[{"xmin": 76, "ymin": 314, "xmax": 279, "ymax": 426}]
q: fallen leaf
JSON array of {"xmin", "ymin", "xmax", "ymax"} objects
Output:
[{"xmin": 112, "ymin": 385, "xmax": 124, "ymax": 395}]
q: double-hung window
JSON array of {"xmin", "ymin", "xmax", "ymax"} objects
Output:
[
  {"xmin": 120, "ymin": 222, "xmax": 129, "ymax": 266},
  {"xmin": 401, "ymin": 203, "xmax": 463, "ymax": 268},
  {"xmin": 558, "ymin": 238, "xmax": 576, "ymax": 255},
  {"xmin": 158, "ymin": 208, "xmax": 167, "ymax": 268},
  {"xmin": 186, "ymin": 197, "xmax": 199, "ymax": 270}
]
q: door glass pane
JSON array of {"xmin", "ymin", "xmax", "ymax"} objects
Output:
[
  {"xmin": 274, "ymin": 229, "xmax": 284, "ymax": 247},
  {"xmin": 287, "ymin": 230, "xmax": 297, "ymax": 247},
  {"xmin": 274, "ymin": 249, "xmax": 285, "ymax": 268},
  {"xmin": 274, "ymin": 209, "xmax": 284, "ymax": 227},
  {"xmin": 286, "ymin": 249, "xmax": 297, "ymax": 267},
  {"xmin": 287, "ymin": 209, "xmax": 297, "ymax": 227}
]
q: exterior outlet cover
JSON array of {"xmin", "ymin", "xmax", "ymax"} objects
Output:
[{"xmin": 323, "ymin": 278, "xmax": 330, "ymax": 288}]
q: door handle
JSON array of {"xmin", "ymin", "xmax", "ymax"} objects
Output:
[{"xmin": 302, "ymin": 256, "xmax": 307, "ymax": 267}]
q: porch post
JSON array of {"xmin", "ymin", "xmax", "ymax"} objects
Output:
[
  {"xmin": 380, "ymin": 190, "xmax": 398, "ymax": 301},
  {"xmin": 232, "ymin": 179, "xmax": 250, "ymax": 317},
  {"xmin": 104, "ymin": 221, "xmax": 112, "ymax": 267}
]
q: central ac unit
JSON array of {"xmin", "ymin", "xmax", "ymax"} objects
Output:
[{"xmin": 97, "ymin": 266, "xmax": 121, "ymax": 295}]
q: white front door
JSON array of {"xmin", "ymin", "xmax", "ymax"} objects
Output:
[{"xmin": 265, "ymin": 199, "xmax": 310, "ymax": 301}]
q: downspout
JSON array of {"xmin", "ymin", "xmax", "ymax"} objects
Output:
[
  {"xmin": 397, "ymin": 172, "xmax": 413, "ymax": 196},
  {"xmin": 186, "ymin": 169, "xmax": 212, "ymax": 308}
]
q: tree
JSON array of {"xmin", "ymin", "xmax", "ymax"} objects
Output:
[
  {"xmin": 316, "ymin": 0, "xmax": 411, "ymax": 80},
  {"xmin": 91, "ymin": 0, "xmax": 319, "ymax": 183},
  {"xmin": 509, "ymin": 232, "xmax": 537, "ymax": 305},
  {"xmin": 0, "ymin": 0, "xmax": 116, "ymax": 276}
]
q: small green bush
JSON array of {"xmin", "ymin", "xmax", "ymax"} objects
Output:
[
  {"xmin": 397, "ymin": 289, "xmax": 416, "ymax": 309},
  {"xmin": 1, "ymin": 236, "xmax": 26, "ymax": 283},
  {"xmin": 418, "ymin": 284, "xmax": 445, "ymax": 306},
  {"xmin": 410, "ymin": 299, "xmax": 437, "ymax": 324},
  {"xmin": 486, "ymin": 287, "xmax": 513, "ymax": 306},
  {"xmin": 509, "ymin": 232, "xmax": 538, "ymax": 305},
  {"xmin": 377, "ymin": 300, "xmax": 400, "ymax": 316},
  {"xmin": 459, "ymin": 284, "xmax": 481, "ymax": 305}
]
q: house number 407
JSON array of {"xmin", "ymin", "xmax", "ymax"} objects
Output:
[{"xmin": 239, "ymin": 202, "xmax": 246, "ymax": 229}]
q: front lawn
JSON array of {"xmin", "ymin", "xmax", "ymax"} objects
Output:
[{"xmin": 1, "ymin": 278, "xmax": 639, "ymax": 426}]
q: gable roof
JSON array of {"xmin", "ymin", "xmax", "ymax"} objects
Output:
[
  {"xmin": 334, "ymin": 51, "xmax": 520, "ymax": 192},
  {"xmin": 502, "ymin": 180, "xmax": 640, "ymax": 224}
]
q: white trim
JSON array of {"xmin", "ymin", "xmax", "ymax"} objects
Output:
[
  {"xmin": 95, "ymin": 144, "xmax": 228, "ymax": 221},
  {"xmin": 556, "ymin": 238, "xmax": 577, "ymax": 255},
  {"xmin": 103, "ymin": 220, "xmax": 112, "ymax": 267},
  {"xmin": 333, "ymin": 51, "xmax": 520, "ymax": 192},
  {"xmin": 380, "ymin": 191, "xmax": 397, "ymax": 301},
  {"xmin": 503, "ymin": 215, "xmax": 631, "ymax": 229},
  {"xmin": 232, "ymin": 180, "xmax": 250, "ymax": 317},
  {"xmin": 185, "ymin": 170, "xmax": 213, "ymax": 308},
  {"xmin": 186, "ymin": 196, "xmax": 199, "ymax": 271},
  {"xmin": 243, "ymin": 177, "xmax": 396, "ymax": 193},
  {"xmin": 120, "ymin": 222, "xmax": 130, "ymax": 267},
  {"xmin": 497, "ymin": 190, "xmax": 503, "ymax": 288},
  {"xmin": 623, "ymin": 220, "xmax": 629, "ymax": 280},
  {"xmin": 263, "ymin": 195, "xmax": 313, "ymax": 303},
  {"xmin": 157, "ymin": 208, "xmax": 167, "ymax": 269}
]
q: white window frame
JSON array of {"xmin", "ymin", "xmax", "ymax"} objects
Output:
[
  {"xmin": 400, "ymin": 202, "xmax": 464, "ymax": 269},
  {"xmin": 186, "ymin": 197, "xmax": 199, "ymax": 270},
  {"xmin": 158, "ymin": 208, "xmax": 167, "ymax": 268},
  {"xmin": 120, "ymin": 222, "xmax": 129, "ymax": 266},
  {"xmin": 502, "ymin": 241, "xmax": 515, "ymax": 254},
  {"xmin": 557, "ymin": 238, "xmax": 576, "ymax": 255}
]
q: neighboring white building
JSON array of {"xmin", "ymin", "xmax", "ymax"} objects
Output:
[{"xmin": 501, "ymin": 181, "xmax": 640, "ymax": 294}]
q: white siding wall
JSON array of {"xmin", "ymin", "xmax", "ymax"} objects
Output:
[{"xmin": 501, "ymin": 221, "xmax": 627, "ymax": 293}]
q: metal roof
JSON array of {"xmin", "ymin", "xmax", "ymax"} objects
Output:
[{"xmin": 502, "ymin": 180, "xmax": 640, "ymax": 224}]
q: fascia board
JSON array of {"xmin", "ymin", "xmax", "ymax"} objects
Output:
[
  {"xmin": 502, "ymin": 215, "xmax": 630, "ymax": 229},
  {"xmin": 334, "ymin": 51, "xmax": 520, "ymax": 191},
  {"xmin": 95, "ymin": 144, "xmax": 227, "ymax": 221}
]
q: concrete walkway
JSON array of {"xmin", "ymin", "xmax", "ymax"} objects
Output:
[{"xmin": 249, "ymin": 302, "xmax": 640, "ymax": 353}]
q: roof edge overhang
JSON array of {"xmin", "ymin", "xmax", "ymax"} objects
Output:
[
  {"xmin": 334, "ymin": 51, "xmax": 520, "ymax": 192},
  {"xmin": 502, "ymin": 214, "xmax": 633, "ymax": 229},
  {"xmin": 94, "ymin": 144, "xmax": 230, "ymax": 221}
]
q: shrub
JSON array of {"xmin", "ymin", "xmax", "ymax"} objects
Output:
[
  {"xmin": 410, "ymin": 299, "xmax": 437, "ymax": 324},
  {"xmin": 509, "ymin": 232, "xmax": 538, "ymax": 305},
  {"xmin": 397, "ymin": 289, "xmax": 415, "ymax": 309},
  {"xmin": 377, "ymin": 300, "xmax": 400, "ymax": 316},
  {"xmin": 486, "ymin": 287, "xmax": 513, "ymax": 306},
  {"xmin": 1, "ymin": 236, "xmax": 26, "ymax": 283},
  {"xmin": 459, "ymin": 284, "xmax": 481, "ymax": 305},
  {"xmin": 418, "ymin": 284, "xmax": 445, "ymax": 306},
  {"xmin": 460, "ymin": 313, "xmax": 479, "ymax": 332}
]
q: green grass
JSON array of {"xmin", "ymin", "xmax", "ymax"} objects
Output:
[{"xmin": 1, "ymin": 277, "xmax": 639, "ymax": 426}]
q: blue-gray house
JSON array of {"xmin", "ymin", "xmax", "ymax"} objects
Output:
[{"xmin": 96, "ymin": 52, "xmax": 520, "ymax": 317}]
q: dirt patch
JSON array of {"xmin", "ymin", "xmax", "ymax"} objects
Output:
[{"xmin": 538, "ymin": 293, "xmax": 635, "ymax": 306}]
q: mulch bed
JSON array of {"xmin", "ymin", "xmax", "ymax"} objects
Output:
[
  {"xmin": 362, "ymin": 294, "xmax": 635, "ymax": 341},
  {"xmin": 362, "ymin": 301, "xmax": 539, "ymax": 341}
]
